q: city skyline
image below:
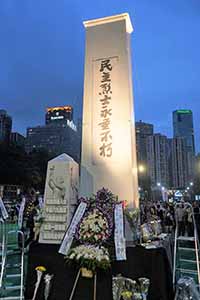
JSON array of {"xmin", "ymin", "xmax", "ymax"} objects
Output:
[
  {"xmin": 0, "ymin": 1, "xmax": 200, "ymax": 150},
  {"xmin": 2, "ymin": 105, "xmax": 199, "ymax": 154}
]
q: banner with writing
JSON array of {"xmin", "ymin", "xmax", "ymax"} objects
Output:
[
  {"xmin": 18, "ymin": 197, "xmax": 26, "ymax": 229},
  {"xmin": 59, "ymin": 201, "xmax": 87, "ymax": 255},
  {"xmin": 114, "ymin": 203, "xmax": 126, "ymax": 260},
  {"xmin": 0, "ymin": 197, "xmax": 8, "ymax": 220}
]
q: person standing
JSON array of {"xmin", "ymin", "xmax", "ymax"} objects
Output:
[
  {"xmin": 193, "ymin": 201, "xmax": 200, "ymax": 239},
  {"xmin": 175, "ymin": 204, "xmax": 185, "ymax": 236},
  {"xmin": 185, "ymin": 206, "xmax": 193, "ymax": 237}
]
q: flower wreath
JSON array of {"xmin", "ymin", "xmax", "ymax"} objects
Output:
[
  {"xmin": 75, "ymin": 207, "xmax": 112, "ymax": 244},
  {"xmin": 75, "ymin": 188, "xmax": 116, "ymax": 245},
  {"xmin": 65, "ymin": 188, "xmax": 119, "ymax": 272}
]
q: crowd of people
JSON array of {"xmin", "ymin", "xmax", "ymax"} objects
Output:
[
  {"xmin": 140, "ymin": 200, "xmax": 200, "ymax": 238},
  {"xmin": 2, "ymin": 193, "xmax": 200, "ymax": 248}
]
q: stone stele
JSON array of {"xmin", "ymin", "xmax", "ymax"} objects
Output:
[
  {"xmin": 80, "ymin": 13, "xmax": 139, "ymax": 208},
  {"xmin": 39, "ymin": 153, "xmax": 79, "ymax": 244}
]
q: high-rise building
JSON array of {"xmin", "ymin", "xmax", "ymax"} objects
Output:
[
  {"xmin": 10, "ymin": 132, "xmax": 26, "ymax": 148},
  {"xmin": 168, "ymin": 137, "xmax": 188, "ymax": 188},
  {"xmin": 0, "ymin": 110, "xmax": 12, "ymax": 144},
  {"xmin": 26, "ymin": 125, "xmax": 80, "ymax": 162},
  {"xmin": 146, "ymin": 134, "xmax": 169, "ymax": 187},
  {"xmin": 173, "ymin": 109, "xmax": 195, "ymax": 180},
  {"xmin": 45, "ymin": 106, "xmax": 73, "ymax": 125},
  {"xmin": 135, "ymin": 121, "xmax": 154, "ymax": 164},
  {"xmin": 26, "ymin": 106, "xmax": 80, "ymax": 163},
  {"xmin": 173, "ymin": 109, "xmax": 195, "ymax": 153}
]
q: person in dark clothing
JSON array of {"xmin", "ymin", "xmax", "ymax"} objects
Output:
[
  {"xmin": 24, "ymin": 199, "xmax": 39, "ymax": 248},
  {"xmin": 175, "ymin": 204, "xmax": 185, "ymax": 236},
  {"xmin": 185, "ymin": 206, "xmax": 193, "ymax": 237},
  {"xmin": 157, "ymin": 205, "xmax": 164, "ymax": 230},
  {"xmin": 24, "ymin": 210, "xmax": 35, "ymax": 247},
  {"xmin": 193, "ymin": 202, "xmax": 200, "ymax": 239},
  {"xmin": 164, "ymin": 208, "xmax": 174, "ymax": 233}
]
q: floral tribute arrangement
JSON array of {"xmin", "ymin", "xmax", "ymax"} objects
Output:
[{"xmin": 65, "ymin": 188, "xmax": 120, "ymax": 274}]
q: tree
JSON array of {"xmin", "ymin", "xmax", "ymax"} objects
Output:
[{"xmin": 0, "ymin": 142, "xmax": 53, "ymax": 193}]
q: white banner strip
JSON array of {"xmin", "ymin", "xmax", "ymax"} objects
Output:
[
  {"xmin": 59, "ymin": 201, "xmax": 87, "ymax": 255},
  {"xmin": 18, "ymin": 197, "xmax": 26, "ymax": 229},
  {"xmin": 114, "ymin": 203, "xmax": 126, "ymax": 260},
  {"xmin": 0, "ymin": 197, "xmax": 9, "ymax": 220}
]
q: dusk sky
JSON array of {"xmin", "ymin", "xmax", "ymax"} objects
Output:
[{"xmin": 0, "ymin": 0, "xmax": 200, "ymax": 151}]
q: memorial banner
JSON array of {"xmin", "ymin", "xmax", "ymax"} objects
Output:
[
  {"xmin": 18, "ymin": 197, "xmax": 26, "ymax": 229},
  {"xmin": 114, "ymin": 203, "xmax": 126, "ymax": 260},
  {"xmin": 59, "ymin": 201, "xmax": 87, "ymax": 255},
  {"xmin": 0, "ymin": 197, "xmax": 8, "ymax": 220}
]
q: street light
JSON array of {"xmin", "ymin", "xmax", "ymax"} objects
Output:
[
  {"xmin": 157, "ymin": 182, "xmax": 161, "ymax": 187},
  {"xmin": 190, "ymin": 182, "xmax": 194, "ymax": 186},
  {"xmin": 138, "ymin": 165, "xmax": 145, "ymax": 173}
]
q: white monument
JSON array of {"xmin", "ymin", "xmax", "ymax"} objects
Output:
[
  {"xmin": 80, "ymin": 13, "xmax": 138, "ymax": 208},
  {"xmin": 39, "ymin": 153, "xmax": 79, "ymax": 244}
]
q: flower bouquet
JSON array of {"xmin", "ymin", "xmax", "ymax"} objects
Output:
[
  {"xmin": 32, "ymin": 266, "xmax": 46, "ymax": 300},
  {"xmin": 121, "ymin": 290, "xmax": 133, "ymax": 300},
  {"xmin": 112, "ymin": 276, "xmax": 150, "ymax": 300},
  {"xmin": 112, "ymin": 274, "xmax": 126, "ymax": 300},
  {"xmin": 124, "ymin": 208, "xmax": 140, "ymax": 242},
  {"xmin": 138, "ymin": 278, "xmax": 150, "ymax": 300}
]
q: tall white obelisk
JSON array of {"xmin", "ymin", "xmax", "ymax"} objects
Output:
[{"xmin": 80, "ymin": 13, "xmax": 138, "ymax": 208}]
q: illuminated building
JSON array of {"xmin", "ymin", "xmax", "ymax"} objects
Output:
[
  {"xmin": 45, "ymin": 106, "xmax": 73, "ymax": 125},
  {"xmin": 26, "ymin": 106, "xmax": 80, "ymax": 163},
  {"xmin": 173, "ymin": 110, "xmax": 195, "ymax": 153},
  {"xmin": 0, "ymin": 110, "xmax": 12, "ymax": 144}
]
